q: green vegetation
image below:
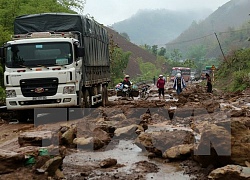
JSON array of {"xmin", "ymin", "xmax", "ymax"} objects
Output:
[
  {"xmin": 109, "ymin": 47, "xmax": 131, "ymax": 86},
  {"xmin": 136, "ymin": 41, "xmax": 250, "ymax": 93},
  {"xmin": 138, "ymin": 44, "xmax": 219, "ymax": 76},
  {"xmin": 215, "ymin": 48, "xmax": 250, "ymax": 92}
]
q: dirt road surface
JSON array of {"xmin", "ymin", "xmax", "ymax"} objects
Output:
[{"xmin": 0, "ymin": 81, "xmax": 250, "ymax": 180}]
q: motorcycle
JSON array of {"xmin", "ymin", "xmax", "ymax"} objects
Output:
[
  {"xmin": 116, "ymin": 84, "xmax": 139, "ymax": 99},
  {"xmin": 139, "ymin": 85, "xmax": 150, "ymax": 100}
]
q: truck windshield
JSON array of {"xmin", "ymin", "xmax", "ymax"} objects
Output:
[{"xmin": 5, "ymin": 42, "xmax": 73, "ymax": 68}]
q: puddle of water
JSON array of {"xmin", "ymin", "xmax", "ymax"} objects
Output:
[{"xmin": 63, "ymin": 139, "xmax": 192, "ymax": 179}]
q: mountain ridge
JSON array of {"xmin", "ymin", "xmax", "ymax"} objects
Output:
[{"xmin": 111, "ymin": 8, "xmax": 212, "ymax": 46}]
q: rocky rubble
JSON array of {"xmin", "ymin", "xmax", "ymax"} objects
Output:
[{"xmin": 0, "ymin": 84, "xmax": 250, "ymax": 179}]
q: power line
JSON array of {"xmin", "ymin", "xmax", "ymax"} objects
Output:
[
  {"xmin": 165, "ymin": 33, "xmax": 214, "ymax": 46},
  {"xmin": 111, "ymin": 27, "xmax": 250, "ymax": 48},
  {"xmin": 164, "ymin": 28, "xmax": 250, "ymax": 46}
]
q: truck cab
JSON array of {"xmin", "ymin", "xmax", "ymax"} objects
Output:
[{"xmin": 1, "ymin": 32, "xmax": 83, "ymax": 110}]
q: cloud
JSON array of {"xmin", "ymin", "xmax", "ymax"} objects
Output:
[{"xmin": 84, "ymin": 0, "xmax": 230, "ymax": 25}]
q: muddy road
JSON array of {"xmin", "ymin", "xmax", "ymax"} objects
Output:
[{"xmin": 0, "ymin": 81, "xmax": 250, "ymax": 180}]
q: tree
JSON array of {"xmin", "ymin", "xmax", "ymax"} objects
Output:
[
  {"xmin": 137, "ymin": 58, "xmax": 160, "ymax": 81},
  {"xmin": 140, "ymin": 44, "xmax": 151, "ymax": 53},
  {"xmin": 151, "ymin": 45, "xmax": 158, "ymax": 56},
  {"xmin": 186, "ymin": 45, "xmax": 206, "ymax": 61},
  {"xmin": 57, "ymin": 0, "xmax": 85, "ymax": 13},
  {"xmin": 170, "ymin": 49, "xmax": 182, "ymax": 62},
  {"xmin": 120, "ymin": 32, "xmax": 130, "ymax": 41},
  {"xmin": 183, "ymin": 59, "xmax": 197, "ymax": 69},
  {"xmin": 0, "ymin": 0, "xmax": 82, "ymax": 31},
  {"xmin": 158, "ymin": 47, "xmax": 166, "ymax": 56},
  {"xmin": 109, "ymin": 47, "xmax": 131, "ymax": 86}
]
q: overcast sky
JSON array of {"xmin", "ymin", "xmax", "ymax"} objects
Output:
[{"xmin": 83, "ymin": 0, "xmax": 231, "ymax": 26}]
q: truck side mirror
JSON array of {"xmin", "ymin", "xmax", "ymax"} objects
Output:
[
  {"xmin": 0, "ymin": 47, "xmax": 5, "ymax": 64},
  {"xmin": 77, "ymin": 47, "xmax": 84, "ymax": 58}
]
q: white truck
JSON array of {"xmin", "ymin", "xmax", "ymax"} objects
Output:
[{"xmin": 0, "ymin": 13, "xmax": 110, "ymax": 119}]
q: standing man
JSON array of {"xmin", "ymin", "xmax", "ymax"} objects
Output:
[
  {"xmin": 205, "ymin": 73, "xmax": 212, "ymax": 93},
  {"xmin": 157, "ymin": 75, "xmax": 165, "ymax": 99},
  {"xmin": 173, "ymin": 73, "xmax": 186, "ymax": 95}
]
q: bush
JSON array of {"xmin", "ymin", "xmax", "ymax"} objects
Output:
[
  {"xmin": 0, "ymin": 86, "xmax": 5, "ymax": 104},
  {"xmin": 229, "ymin": 70, "xmax": 250, "ymax": 92},
  {"xmin": 216, "ymin": 48, "xmax": 250, "ymax": 92}
]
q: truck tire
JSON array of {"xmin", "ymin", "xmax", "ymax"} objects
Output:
[
  {"xmin": 102, "ymin": 85, "xmax": 108, "ymax": 107},
  {"xmin": 84, "ymin": 89, "xmax": 92, "ymax": 108},
  {"xmin": 78, "ymin": 90, "xmax": 84, "ymax": 108}
]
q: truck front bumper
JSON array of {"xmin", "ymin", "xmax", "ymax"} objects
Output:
[{"xmin": 6, "ymin": 94, "xmax": 77, "ymax": 110}]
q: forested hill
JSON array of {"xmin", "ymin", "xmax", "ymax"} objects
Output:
[
  {"xmin": 111, "ymin": 8, "xmax": 212, "ymax": 46},
  {"xmin": 105, "ymin": 27, "xmax": 157, "ymax": 78},
  {"xmin": 167, "ymin": 0, "xmax": 250, "ymax": 59}
]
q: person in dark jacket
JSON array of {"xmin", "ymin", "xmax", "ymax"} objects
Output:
[
  {"xmin": 205, "ymin": 73, "xmax": 212, "ymax": 93},
  {"xmin": 173, "ymin": 73, "xmax": 186, "ymax": 95},
  {"xmin": 157, "ymin": 75, "xmax": 165, "ymax": 99}
]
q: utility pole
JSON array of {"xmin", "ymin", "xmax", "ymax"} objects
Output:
[{"xmin": 214, "ymin": 32, "xmax": 227, "ymax": 61}]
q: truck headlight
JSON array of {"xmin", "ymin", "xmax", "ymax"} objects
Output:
[
  {"xmin": 63, "ymin": 86, "xmax": 75, "ymax": 94},
  {"xmin": 6, "ymin": 90, "xmax": 16, "ymax": 98}
]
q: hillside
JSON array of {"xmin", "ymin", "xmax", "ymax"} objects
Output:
[
  {"xmin": 167, "ymin": 0, "xmax": 250, "ymax": 59},
  {"xmin": 111, "ymin": 8, "xmax": 212, "ymax": 46},
  {"xmin": 105, "ymin": 27, "xmax": 157, "ymax": 78}
]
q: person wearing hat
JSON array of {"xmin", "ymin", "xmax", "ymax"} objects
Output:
[
  {"xmin": 173, "ymin": 73, "xmax": 186, "ymax": 95},
  {"xmin": 157, "ymin": 74, "xmax": 165, "ymax": 99},
  {"xmin": 122, "ymin": 74, "xmax": 131, "ymax": 86},
  {"xmin": 205, "ymin": 73, "xmax": 212, "ymax": 93}
]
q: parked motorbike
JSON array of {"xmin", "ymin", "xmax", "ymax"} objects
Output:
[
  {"xmin": 116, "ymin": 84, "xmax": 139, "ymax": 100},
  {"xmin": 123, "ymin": 84, "xmax": 133, "ymax": 99},
  {"xmin": 140, "ymin": 85, "xmax": 150, "ymax": 100}
]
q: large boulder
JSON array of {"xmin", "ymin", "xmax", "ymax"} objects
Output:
[
  {"xmin": 18, "ymin": 131, "xmax": 53, "ymax": 147},
  {"xmin": 208, "ymin": 165, "xmax": 250, "ymax": 180},
  {"xmin": 114, "ymin": 124, "xmax": 143, "ymax": 138},
  {"xmin": 195, "ymin": 118, "xmax": 250, "ymax": 167},
  {"xmin": 194, "ymin": 124, "xmax": 232, "ymax": 167},
  {"xmin": 230, "ymin": 118, "xmax": 250, "ymax": 165},
  {"xmin": 135, "ymin": 130, "xmax": 195, "ymax": 157}
]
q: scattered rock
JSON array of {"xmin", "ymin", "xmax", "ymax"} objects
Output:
[
  {"xmin": 163, "ymin": 144, "xmax": 194, "ymax": 159},
  {"xmin": 40, "ymin": 156, "xmax": 63, "ymax": 176},
  {"xmin": 18, "ymin": 131, "xmax": 53, "ymax": 147},
  {"xmin": 61, "ymin": 128, "xmax": 76, "ymax": 146},
  {"xmin": 99, "ymin": 158, "xmax": 117, "ymax": 168},
  {"xmin": 0, "ymin": 149, "xmax": 25, "ymax": 174},
  {"xmin": 208, "ymin": 165, "xmax": 250, "ymax": 180}
]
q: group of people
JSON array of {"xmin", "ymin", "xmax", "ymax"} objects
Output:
[
  {"xmin": 117, "ymin": 72, "xmax": 212, "ymax": 100},
  {"xmin": 156, "ymin": 72, "xmax": 212, "ymax": 99},
  {"xmin": 156, "ymin": 73, "xmax": 187, "ymax": 99}
]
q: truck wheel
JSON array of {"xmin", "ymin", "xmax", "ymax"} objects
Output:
[
  {"xmin": 102, "ymin": 85, "xmax": 108, "ymax": 107},
  {"xmin": 84, "ymin": 89, "xmax": 92, "ymax": 108}
]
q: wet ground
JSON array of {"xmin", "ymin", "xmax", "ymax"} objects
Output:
[
  {"xmin": 63, "ymin": 139, "xmax": 191, "ymax": 180},
  {"xmin": 1, "ymin": 80, "xmax": 246, "ymax": 179}
]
